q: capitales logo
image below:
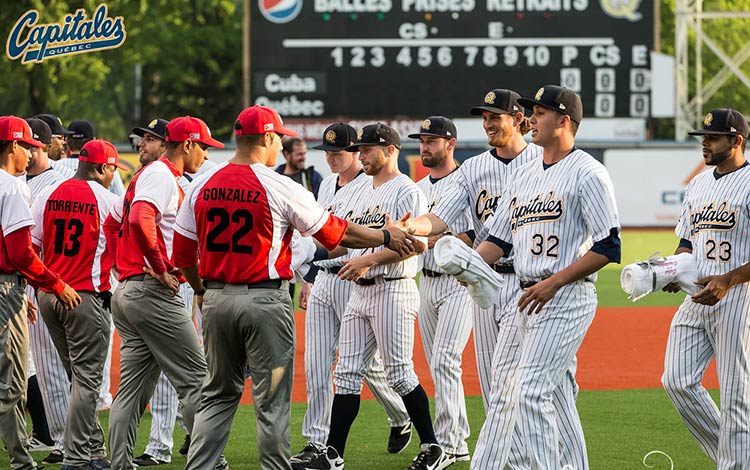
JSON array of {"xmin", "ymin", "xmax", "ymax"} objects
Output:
[
  {"xmin": 510, "ymin": 191, "xmax": 565, "ymax": 232},
  {"xmin": 689, "ymin": 201, "xmax": 737, "ymax": 236},
  {"xmin": 6, "ymin": 4, "xmax": 126, "ymax": 64},
  {"xmin": 259, "ymin": 0, "xmax": 302, "ymax": 24}
]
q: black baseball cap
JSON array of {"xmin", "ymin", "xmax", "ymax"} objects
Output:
[
  {"xmin": 688, "ymin": 108, "xmax": 749, "ymax": 137},
  {"xmin": 345, "ymin": 123, "xmax": 401, "ymax": 151},
  {"xmin": 408, "ymin": 116, "xmax": 457, "ymax": 140},
  {"xmin": 133, "ymin": 118, "xmax": 169, "ymax": 141},
  {"xmin": 33, "ymin": 113, "xmax": 73, "ymax": 137},
  {"xmin": 25, "ymin": 118, "xmax": 52, "ymax": 145},
  {"xmin": 470, "ymin": 89, "xmax": 524, "ymax": 116},
  {"xmin": 313, "ymin": 123, "xmax": 357, "ymax": 151},
  {"xmin": 68, "ymin": 120, "xmax": 95, "ymax": 139},
  {"xmin": 518, "ymin": 85, "xmax": 583, "ymax": 123}
]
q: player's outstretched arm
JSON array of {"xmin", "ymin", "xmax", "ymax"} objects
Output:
[
  {"xmin": 692, "ymin": 262, "xmax": 750, "ymax": 306},
  {"xmin": 338, "ymin": 248, "xmax": 418, "ymax": 282},
  {"xmin": 398, "ymin": 212, "xmax": 448, "ymax": 237},
  {"xmin": 339, "ymin": 218, "xmax": 424, "ymax": 256}
]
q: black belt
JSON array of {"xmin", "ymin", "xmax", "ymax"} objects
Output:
[
  {"xmin": 205, "ymin": 280, "xmax": 283, "ymax": 290},
  {"xmin": 421, "ymin": 268, "xmax": 444, "ymax": 278},
  {"xmin": 520, "ymin": 277, "xmax": 593, "ymax": 289},
  {"xmin": 322, "ymin": 266, "xmax": 341, "ymax": 275},
  {"xmin": 493, "ymin": 263, "xmax": 515, "ymax": 274},
  {"xmin": 124, "ymin": 274, "xmax": 147, "ymax": 281},
  {"xmin": 355, "ymin": 276, "xmax": 405, "ymax": 286}
]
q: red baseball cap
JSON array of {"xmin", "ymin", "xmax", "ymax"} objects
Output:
[
  {"xmin": 234, "ymin": 105, "xmax": 297, "ymax": 136},
  {"xmin": 79, "ymin": 139, "xmax": 128, "ymax": 170},
  {"xmin": 165, "ymin": 116, "xmax": 225, "ymax": 148},
  {"xmin": 0, "ymin": 115, "xmax": 44, "ymax": 148}
]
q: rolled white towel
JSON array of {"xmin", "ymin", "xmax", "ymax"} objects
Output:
[
  {"xmin": 434, "ymin": 236, "xmax": 504, "ymax": 308},
  {"xmin": 620, "ymin": 252, "xmax": 700, "ymax": 302}
]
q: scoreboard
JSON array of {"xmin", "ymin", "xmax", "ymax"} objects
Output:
[{"xmin": 250, "ymin": 0, "xmax": 653, "ymax": 119}]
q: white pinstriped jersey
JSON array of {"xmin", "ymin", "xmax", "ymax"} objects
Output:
[
  {"xmin": 488, "ymin": 149, "xmax": 620, "ymax": 279},
  {"xmin": 433, "ymin": 144, "xmax": 543, "ymax": 246},
  {"xmin": 54, "ymin": 157, "xmax": 126, "ymax": 196},
  {"xmin": 676, "ymin": 162, "xmax": 750, "ymax": 278},
  {"xmin": 26, "ymin": 168, "xmax": 68, "ymax": 200},
  {"xmin": 416, "ymin": 170, "xmax": 473, "ymax": 271},
  {"xmin": 347, "ymin": 173, "xmax": 427, "ymax": 279},
  {"xmin": 315, "ymin": 170, "xmax": 371, "ymax": 269}
]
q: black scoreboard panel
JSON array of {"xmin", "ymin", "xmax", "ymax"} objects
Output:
[{"xmin": 251, "ymin": 0, "xmax": 653, "ymax": 119}]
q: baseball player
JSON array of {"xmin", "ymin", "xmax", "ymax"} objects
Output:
[
  {"xmin": 0, "ymin": 115, "xmax": 80, "ymax": 470},
  {"xmin": 292, "ymin": 123, "xmax": 412, "ymax": 464},
  {"xmin": 661, "ymin": 108, "xmax": 750, "ymax": 469},
  {"xmin": 298, "ymin": 123, "xmax": 448, "ymax": 470},
  {"xmin": 104, "ymin": 115, "xmax": 223, "ymax": 470},
  {"xmin": 469, "ymin": 85, "xmax": 621, "ymax": 469},
  {"xmin": 55, "ymin": 120, "xmax": 125, "ymax": 196},
  {"xmin": 173, "ymin": 106, "xmax": 419, "ymax": 470},
  {"xmin": 32, "ymin": 114, "xmax": 73, "ymax": 166},
  {"xmin": 23, "ymin": 117, "xmax": 74, "ymax": 465},
  {"xmin": 31, "ymin": 139, "xmax": 124, "ymax": 469},
  {"xmin": 408, "ymin": 116, "xmax": 473, "ymax": 465}
]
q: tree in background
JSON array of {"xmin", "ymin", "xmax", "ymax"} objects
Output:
[{"xmin": 0, "ymin": 0, "xmax": 242, "ymax": 141}]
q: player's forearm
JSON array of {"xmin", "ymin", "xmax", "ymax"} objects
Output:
[
  {"xmin": 339, "ymin": 223, "xmax": 389, "ymax": 248},
  {"xmin": 476, "ymin": 240, "xmax": 506, "ymax": 265},
  {"xmin": 129, "ymin": 202, "xmax": 167, "ymax": 274},
  {"xmin": 361, "ymin": 247, "xmax": 415, "ymax": 267},
  {"xmin": 546, "ymin": 251, "xmax": 610, "ymax": 288},
  {"xmin": 406, "ymin": 213, "xmax": 447, "ymax": 237},
  {"xmin": 8, "ymin": 228, "xmax": 65, "ymax": 294},
  {"xmin": 180, "ymin": 264, "xmax": 204, "ymax": 294},
  {"xmin": 724, "ymin": 263, "xmax": 750, "ymax": 288}
]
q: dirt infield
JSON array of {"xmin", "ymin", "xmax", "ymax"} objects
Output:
[{"xmin": 109, "ymin": 306, "xmax": 719, "ymax": 404}]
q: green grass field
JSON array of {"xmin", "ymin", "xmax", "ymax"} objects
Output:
[{"xmin": 4, "ymin": 230, "xmax": 720, "ymax": 469}]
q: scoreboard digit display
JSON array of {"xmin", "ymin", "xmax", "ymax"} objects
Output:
[{"xmin": 251, "ymin": 0, "xmax": 652, "ymax": 119}]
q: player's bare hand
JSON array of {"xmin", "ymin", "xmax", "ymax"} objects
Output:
[
  {"xmin": 427, "ymin": 234, "xmax": 444, "ymax": 250},
  {"xmin": 143, "ymin": 267, "xmax": 180, "ymax": 296},
  {"xmin": 56, "ymin": 283, "xmax": 82, "ymax": 310},
  {"xmin": 662, "ymin": 282, "xmax": 682, "ymax": 293},
  {"xmin": 691, "ymin": 275, "xmax": 730, "ymax": 306},
  {"xmin": 518, "ymin": 278, "xmax": 563, "ymax": 315},
  {"xmin": 26, "ymin": 296, "xmax": 38, "ymax": 324},
  {"xmin": 195, "ymin": 293, "xmax": 204, "ymax": 312},
  {"xmin": 299, "ymin": 282, "xmax": 312, "ymax": 310},
  {"xmin": 339, "ymin": 257, "xmax": 374, "ymax": 282},
  {"xmin": 383, "ymin": 226, "xmax": 423, "ymax": 256}
]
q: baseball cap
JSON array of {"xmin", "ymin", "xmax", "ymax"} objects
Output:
[
  {"xmin": 166, "ymin": 116, "xmax": 225, "ymax": 148},
  {"xmin": 345, "ymin": 123, "xmax": 401, "ymax": 151},
  {"xmin": 79, "ymin": 139, "xmax": 128, "ymax": 170},
  {"xmin": 688, "ymin": 108, "xmax": 749, "ymax": 137},
  {"xmin": 313, "ymin": 123, "xmax": 357, "ymax": 151},
  {"xmin": 408, "ymin": 116, "xmax": 457, "ymax": 140},
  {"xmin": 68, "ymin": 120, "xmax": 95, "ymax": 140},
  {"xmin": 234, "ymin": 105, "xmax": 297, "ymax": 137},
  {"xmin": 133, "ymin": 118, "xmax": 169, "ymax": 141},
  {"xmin": 33, "ymin": 113, "xmax": 73, "ymax": 137},
  {"xmin": 0, "ymin": 116, "xmax": 44, "ymax": 147},
  {"xmin": 470, "ymin": 89, "xmax": 524, "ymax": 116},
  {"xmin": 25, "ymin": 118, "xmax": 52, "ymax": 145},
  {"xmin": 518, "ymin": 85, "xmax": 583, "ymax": 123}
]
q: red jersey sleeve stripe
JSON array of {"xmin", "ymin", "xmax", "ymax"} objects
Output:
[{"xmin": 312, "ymin": 214, "xmax": 348, "ymax": 251}]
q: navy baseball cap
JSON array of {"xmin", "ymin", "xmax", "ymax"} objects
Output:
[
  {"xmin": 133, "ymin": 118, "xmax": 169, "ymax": 141},
  {"xmin": 313, "ymin": 123, "xmax": 357, "ymax": 151},
  {"xmin": 68, "ymin": 120, "xmax": 95, "ymax": 139},
  {"xmin": 33, "ymin": 113, "xmax": 73, "ymax": 137},
  {"xmin": 688, "ymin": 108, "xmax": 749, "ymax": 137},
  {"xmin": 408, "ymin": 116, "xmax": 457, "ymax": 140},
  {"xmin": 470, "ymin": 89, "xmax": 524, "ymax": 116},
  {"xmin": 518, "ymin": 85, "xmax": 583, "ymax": 123},
  {"xmin": 25, "ymin": 118, "xmax": 52, "ymax": 145},
  {"xmin": 345, "ymin": 123, "xmax": 401, "ymax": 151}
]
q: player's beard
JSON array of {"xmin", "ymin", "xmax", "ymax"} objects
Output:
[
  {"xmin": 363, "ymin": 154, "xmax": 385, "ymax": 176},
  {"xmin": 703, "ymin": 143, "xmax": 732, "ymax": 166},
  {"xmin": 487, "ymin": 124, "xmax": 513, "ymax": 148},
  {"xmin": 48, "ymin": 141, "xmax": 62, "ymax": 160},
  {"xmin": 421, "ymin": 148, "xmax": 446, "ymax": 168}
]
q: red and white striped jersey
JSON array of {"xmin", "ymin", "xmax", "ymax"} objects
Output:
[
  {"xmin": 110, "ymin": 157, "xmax": 185, "ymax": 280},
  {"xmin": 0, "ymin": 169, "xmax": 34, "ymax": 273},
  {"xmin": 175, "ymin": 162, "xmax": 347, "ymax": 284},
  {"xmin": 31, "ymin": 179, "xmax": 120, "ymax": 292}
]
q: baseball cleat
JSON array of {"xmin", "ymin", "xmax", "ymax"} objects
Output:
[
  {"xmin": 445, "ymin": 452, "xmax": 470, "ymax": 464},
  {"xmin": 133, "ymin": 454, "xmax": 167, "ymax": 466},
  {"xmin": 43, "ymin": 450, "xmax": 64, "ymax": 464},
  {"xmin": 292, "ymin": 446, "xmax": 344, "ymax": 470},
  {"xmin": 388, "ymin": 422, "xmax": 413, "ymax": 454},
  {"xmin": 406, "ymin": 444, "xmax": 448, "ymax": 470},
  {"xmin": 178, "ymin": 435, "xmax": 190, "ymax": 455},
  {"xmin": 291, "ymin": 442, "xmax": 325, "ymax": 463}
]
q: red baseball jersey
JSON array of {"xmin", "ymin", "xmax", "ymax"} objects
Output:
[
  {"xmin": 110, "ymin": 157, "xmax": 185, "ymax": 281},
  {"xmin": 174, "ymin": 162, "xmax": 347, "ymax": 284},
  {"xmin": 0, "ymin": 169, "xmax": 34, "ymax": 273},
  {"xmin": 31, "ymin": 179, "xmax": 120, "ymax": 292}
]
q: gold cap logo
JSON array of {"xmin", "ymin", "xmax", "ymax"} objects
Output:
[
  {"xmin": 325, "ymin": 130, "xmax": 336, "ymax": 143},
  {"xmin": 484, "ymin": 92, "xmax": 496, "ymax": 104},
  {"xmin": 357, "ymin": 128, "xmax": 364, "ymax": 141},
  {"xmin": 704, "ymin": 113, "xmax": 713, "ymax": 126},
  {"xmin": 148, "ymin": 119, "xmax": 158, "ymax": 128},
  {"xmin": 535, "ymin": 87, "xmax": 545, "ymax": 101},
  {"xmin": 421, "ymin": 119, "xmax": 431, "ymax": 130}
]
